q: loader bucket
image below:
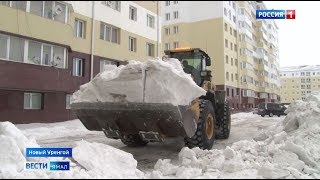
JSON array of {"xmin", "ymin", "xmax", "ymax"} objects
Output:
[{"xmin": 71, "ymin": 101, "xmax": 199, "ymax": 140}]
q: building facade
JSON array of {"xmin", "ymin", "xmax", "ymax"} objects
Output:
[
  {"xmin": 0, "ymin": 1, "xmax": 161, "ymax": 123},
  {"xmin": 280, "ymin": 66, "xmax": 320, "ymax": 103},
  {"xmin": 161, "ymin": 1, "xmax": 280, "ymax": 110}
]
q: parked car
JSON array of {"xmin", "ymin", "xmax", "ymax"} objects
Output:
[{"xmin": 257, "ymin": 103, "xmax": 287, "ymax": 117}]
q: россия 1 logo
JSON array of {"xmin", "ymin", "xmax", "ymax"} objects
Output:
[{"xmin": 256, "ymin": 10, "xmax": 295, "ymax": 19}]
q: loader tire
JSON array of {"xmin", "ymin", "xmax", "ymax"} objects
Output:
[
  {"xmin": 184, "ymin": 99, "xmax": 216, "ymax": 150},
  {"xmin": 121, "ymin": 134, "xmax": 148, "ymax": 147},
  {"xmin": 215, "ymin": 100, "xmax": 231, "ymax": 139}
]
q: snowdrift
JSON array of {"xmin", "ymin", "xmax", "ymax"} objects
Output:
[
  {"xmin": 71, "ymin": 58, "xmax": 206, "ymax": 106},
  {"xmin": 0, "ymin": 122, "xmax": 143, "ymax": 179},
  {"xmin": 146, "ymin": 92, "xmax": 320, "ymax": 179}
]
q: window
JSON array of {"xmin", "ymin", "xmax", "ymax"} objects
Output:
[
  {"xmin": 1, "ymin": 1, "xmax": 10, "ymax": 6},
  {"xmin": 301, "ymin": 72, "xmax": 305, "ymax": 76},
  {"xmin": 174, "ymin": 1, "xmax": 178, "ymax": 4},
  {"xmin": 231, "ymin": 58, "xmax": 233, "ymax": 66},
  {"xmin": 53, "ymin": 46, "xmax": 65, "ymax": 68},
  {"xmin": 30, "ymin": 1, "xmax": 67, "ymax": 23},
  {"xmin": 102, "ymin": 1, "xmax": 121, "ymax": 11},
  {"xmin": 128, "ymin": 36, "xmax": 137, "ymax": 52},
  {"xmin": 100, "ymin": 23, "xmax": 120, "ymax": 44},
  {"xmin": 165, "ymin": 13, "xmax": 170, "ymax": 21},
  {"xmin": 173, "ymin": 11, "xmax": 179, "ymax": 19},
  {"xmin": 66, "ymin": 94, "xmax": 71, "ymax": 110},
  {"xmin": 146, "ymin": 43, "xmax": 155, "ymax": 57},
  {"xmin": 75, "ymin": 19, "xmax": 86, "ymax": 38},
  {"xmin": 306, "ymin": 72, "xmax": 311, "ymax": 76},
  {"xmin": 225, "ymin": 39, "xmax": 228, "ymax": 48},
  {"xmin": 12, "ymin": 1, "xmax": 26, "ymax": 11},
  {"xmin": 73, "ymin": 58, "xmax": 83, "ymax": 76},
  {"xmin": 0, "ymin": 35, "xmax": 8, "ymax": 59},
  {"xmin": 173, "ymin": 26, "xmax": 179, "ymax": 34},
  {"xmin": 165, "ymin": 43, "xmax": 170, "ymax": 50},
  {"xmin": 129, "ymin": 6, "xmax": 137, "ymax": 21},
  {"xmin": 230, "ymin": 42, "xmax": 233, "ymax": 50},
  {"xmin": 230, "ymin": 27, "xmax": 232, "ymax": 35},
  {"xmin": 9, "ymin": 37, "xmax": 24, "ymax": 62},
  {"xmin": 231, "ymin": 73, "xmax": 234, "ymax": 82},
  {"xmin": 53, "ymin": 2, "xmax": 67, "ymax": 23},
  {"xmin": 224, "ymin": 23, "xmax": 228, "ymax": 31},
  {"xmin": 226, "ymin": 72, "xmax": 229, "ymax": 81},
  {"xmin": 24, "ymin": 93, "xmax": 42, "ymax": 109},
  {"xmin": 30, "ymin": 1, "xmax": 43, "ymax": 16},
  {"xmin": 292, "ymin": 80, "xmax": 294, "ymax": 82},
  {"xmin": 42, "ymin": 45, "xmax": 51, "ymax": 65},
  {"xmin": 27, "ymin": 41, "xmax": 41, "ymax": 64},
  {"xmin": 233, "ymin": 15, "xmax": 236, "ymax": 23},
  {"xmin": 0, "ymin": 34, "xmax": 66, "ymax": 67},
  {"xmin": 165, "ymin": 27, "xmax": 170, "ymax": 35},
  {"xmin": 225, "ymin": 55, "xmax": 228, "ymax": 64},
  {"xmin": 234, "ymin": 30, "xmax": 237, "ymax": 38},
  {"xmin": 224, "ymin": 8, "xmax": 227, "ymax": 16},
  {"xmin": 173, "ymin": 41, "xmax": 179, "ymax": 49},
  {"xmin": 234, "ymin": 44, "xmax": 237, "ymax": 51},
  {"xmin": 165, "ymin": 1, "xmax": 170, "ymax": 6},
  {"xmin": 235, "ymin": 59, "xmax": 238, "ymax": 66},
  {"xmin": 147, "ymin": 14, "xmax": 155, "ymax": 28},
  {"xmin": 226, "ymin": 88, "xmax": 229, "ymax": 96},
  {"xmin": 100, "ymin": 59, "xmax": 117, "ymax": 72},
  {"xmin": 313, "ymin": 72, "xmax": 316, "ymax": 75}
]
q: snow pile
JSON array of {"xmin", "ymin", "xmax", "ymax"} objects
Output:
[
  {"xmin": 283, "ymin": 91, "xmax": 320, "ymax": 132},
  {"xmin": 146, "ymin": 93, "xmax": 320, "ymax": 179},
  {"xmin": 73, "ymin": 141, "xmax": 143, "ymax": 178},
  {"xmin": 0, "ymin": 121, "xmax": 143, "ymax": 179},
  {"xmin": 17, "ymin": 119, "xmax": 100, "ymax": 141},
  {"xmin": 72, "ymin": 58, "xmax": 206, "ymax": 106}
]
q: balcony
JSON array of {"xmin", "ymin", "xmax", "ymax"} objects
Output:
[
  {"xmin": 240, "ymin": 28, "xmax": 253, "ymax": 40},
  {"xmin": 256, "ymin": 52, "xmax": 268, "ymax": 61}
]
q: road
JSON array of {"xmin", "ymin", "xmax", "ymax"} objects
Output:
[{"xmin": 17, "ymin": 113, "xmax": 285, "ymax": 172}]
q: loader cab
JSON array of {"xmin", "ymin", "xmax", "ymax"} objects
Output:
[{"xmin": 164, "ymin": 47, "xmax": 212, "ymax": 86}]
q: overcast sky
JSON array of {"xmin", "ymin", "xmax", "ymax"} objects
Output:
[{"xmin": 263, "ymin": 1, "xmax": 320, "ymax": 68}]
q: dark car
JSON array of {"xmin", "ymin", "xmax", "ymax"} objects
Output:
[{"xmin": 257, "ymin": 103, "xmax": 287, "ymax": 117}]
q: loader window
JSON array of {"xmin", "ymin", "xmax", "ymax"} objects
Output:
[{"xmin": 170, "ymin": 51, "xmax": 202, "ymax": 85}]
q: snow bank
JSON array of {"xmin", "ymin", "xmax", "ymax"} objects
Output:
[
  {"xmin": 73, "ymin": 141, "xmax": 143, "ymax": 178},
  {"xmin": 0, "ymin": 121, "xmax": 143, "ymax": 179},
  {"xmin": 72, "ymin": 58, "xmax": 206, "ymax": 106},
  {"xmin": 146, "ymin": 93, "xmax": 320, "ymax": 179},
  {"xmin": 16, "ymin": 119, "xmax": 100, "ymax": 141}
]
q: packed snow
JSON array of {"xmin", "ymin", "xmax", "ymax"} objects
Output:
[
  {"xmin": 0, "ymin": 122, "xmax": 143, "ymax": 179},
  {"xmin": 71, "ymin": 58, "xmax": 206, "ymax": 106},
  {"xmin": 1, "ymin": 92, "xmax": 320, "ymax": 178},
  {"xmin": 145, "ymin": 92, "xmax": 320, "ymax": 179}
]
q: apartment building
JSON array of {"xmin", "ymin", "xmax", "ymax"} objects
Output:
[
  {"xmin": 280, "ymin": 65, "xmax": 320, "ymax": 103},
  {"xmin": 0, "ymin": 1, "xmax": 160, "ymax": 123},
  {"xmin": 161, "ymin": 1, "xmax": 280, "ymax": 109}
]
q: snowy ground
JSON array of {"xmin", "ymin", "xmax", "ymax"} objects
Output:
[
  {"xmin": 2, "ymin": 93, "xmax": 320, "ymax": 178},
  {"xmin": 15, "ymin": 113, "xmax": 284, "ymax": 172}
]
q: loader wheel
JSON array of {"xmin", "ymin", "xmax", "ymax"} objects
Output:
[
  {"xmin": 215, "ymin": 101, "xmax": 231, "ymax": 139},
  {"xmin": 121, "ymin": 134, "xmax": 148, "ymax": 147},
  {"xmin": 184, "ymin": 99, "xmax": 216, "ymax": 150}
]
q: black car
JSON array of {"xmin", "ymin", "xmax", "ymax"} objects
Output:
[{"xmin": 257, "ymin": 103, "xmax": 287, "ymax": 117}]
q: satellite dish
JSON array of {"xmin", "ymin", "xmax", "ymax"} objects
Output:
[{"xmin": 54, "ymin": 5, "xmax": 63, "ymax": 15}]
